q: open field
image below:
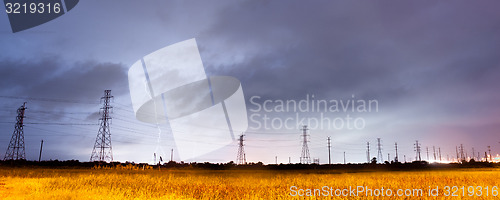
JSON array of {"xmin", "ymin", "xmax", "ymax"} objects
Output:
[{"xmin": 1, "ymin": 167, "xmax": 500, "ymax": 199}]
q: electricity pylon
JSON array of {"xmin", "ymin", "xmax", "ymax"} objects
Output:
[
  {"xmin": 90, "ymin": 90, "xmax": 113, "ymax": 162},
  {"xmin": 4, "ymin": 102, "xmax": 27, "ymax": 160}
]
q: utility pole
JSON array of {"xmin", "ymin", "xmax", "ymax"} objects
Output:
[
  {"xmin": 38, "ymin": 140, "xmax": 43, "ymax": 162},
  {"xmin": 300, "ymin": 125, "xmax": 311, "ymax": 164},
  {"xmin": 366, "ymin": 142, "xmax": 370, "ymax": 163},
  {"xmin": 485, "ymin": 152, "xmax": 488, "ymax": 162},
  {"xmin": 377, "ymin": 138, "xmax": 382, "ymax": 163},
  {"xmin": 460, "ymin": 144, "xmax": 465, "ymax": 162},
  {"xmin": 343, "ymin": 151, "xmax": 346, "ymax": 164},
  {"xmin": 4, "ymin": 102, "xmax": 27, "ymax": 161},
  {"xmin": 289, "ymin": 157, "xmax": 291, "ymax": 164},
  {"xmin": 170, "ymin": 149, "xmax": 173, "ymax": 162},
  {"xmin": 90, "ymin": 90, "xmax": 114, "ymax": 162},
  {"xmin": 472, "ymin": 148, "xmax": 475, "ymax": 161},
  {"xmin": 404, "ymin": 155, "xmax": 406, "ymax": 163},
  {"xmin": 237, "ymin": 134, "xmax": 246, "ymax": 165},
  {"xmin": 439, "ymin": 147, "xmax": 442, "ymax": 162},
  {"xmin": 394, "ymin": 142, "xmax": 399, "ymax": 163},
  {"xmin": 433, "ymin": 146, "xmax": 436, "ymax": 161},
  {"xmin": 327, "ymin": 136, "xmax": 331, "ymax": 165},
  {"xmin": 388, "ymin": 153, "xmax": 390, "ymax": 162},
  {"xmin": 414, "ymin": 140, "xmax": 421, "ymax": 161},
  {"xmin": 488, "ymin": 146, "xmax": 491, "ymax": 161},
  {"xmin": 275, "ymin": 156, "xmax": 278, "ymax": 165},
  {"xmin": 426, "ymin": 147, "xmax": 429, "ymax": 161}
]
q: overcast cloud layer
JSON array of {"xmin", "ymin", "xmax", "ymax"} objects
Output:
[{"xmin": 0, "ymin": 1, "xmax": 499, "ymax": 164}]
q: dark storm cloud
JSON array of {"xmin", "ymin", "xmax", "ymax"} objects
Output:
[
  {"xmin": 197, "ymin": 1, "xmax": 500, "ymax": 109},
  {"xmin": 0, "ymin": 56, "xmax": 128, "ymax": 100},
  {"xmin": 0, "ymin": 56, "xmax": 129, "ymax": 122}
]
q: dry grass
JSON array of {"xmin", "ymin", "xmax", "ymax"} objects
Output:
[{"xmin": 1, "ymin": 167, "xmax": 499, "ymax": 199}]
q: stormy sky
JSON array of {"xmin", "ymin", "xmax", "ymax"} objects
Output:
[{"xmin": 0, "ymin": 1, "xmax": 499, "ymax": 164}]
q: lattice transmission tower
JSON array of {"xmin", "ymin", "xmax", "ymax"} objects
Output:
[
  {"xmin": 414, "ymin": 140, "xmax": 422, "ymax": 161},
  {"xmin": 377, "ymin": 138, "xmax": 383, "ymax": 163},
  {"xmin": 90, "ymin": 90, "xmax": 113, "ymax": 162},
  {"xmin": 366, "ymin": 142, "xmax": 370, "ymax": 163},
  {"xmin": 300, "ymin": 125, "xmax": 311, "ymax": 164},
  {"xmin": 236, "ymin": 134, "xmax": 246, "ymax": 165},
  {"xmin": 394, "ymin": 142, "xmax": 399, "ymax": 163},
  {"xmin": 4, "ymin": 102, "xmax": 27, "ymax": 160}
]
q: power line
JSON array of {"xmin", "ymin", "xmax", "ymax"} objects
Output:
[
  {"xmin": 24, "ymin": 122, "xmax": 97, "ymax": 126},
  {"xmin": 4, "ymin": 96, "xmax": 497, "ymax": 164},
  {"xmin": 0, "ymin": 95, "xmax": 98, "ymax": 104},
  {"xmin": 25, "ymin": 109, "xmax": 94, "ymax": 115}
]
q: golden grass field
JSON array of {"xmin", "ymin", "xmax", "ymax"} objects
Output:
[{"xmin": 1, "ymin": 166, "xmax": 499, "ymax": 199}]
